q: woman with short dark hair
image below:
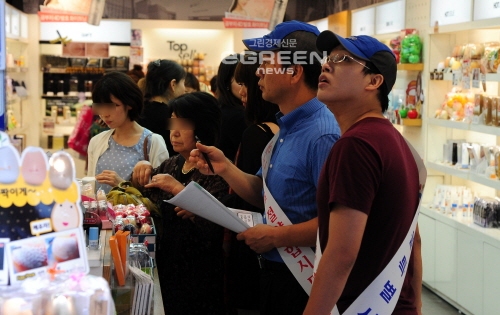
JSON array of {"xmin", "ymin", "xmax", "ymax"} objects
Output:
[
  {"xmin": 132, "ymin": 92, "xmax": 227, "ymax": 315},
  {"xmin": 87, "ymin": 71, "xmax": 169, "ymax": 193}
]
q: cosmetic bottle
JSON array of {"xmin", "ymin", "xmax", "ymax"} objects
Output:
[{"xmin": 88, "ymin": 227, "xmax": 100, "ymax": 250}]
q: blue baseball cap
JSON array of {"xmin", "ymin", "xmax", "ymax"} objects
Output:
[
  {"xmin": 243, "ymin": 20, "xmax": 320, "ymax": 51},
  {"xmin": 316, "ymin": 30, "xmax": 397, "ymax": 93}
]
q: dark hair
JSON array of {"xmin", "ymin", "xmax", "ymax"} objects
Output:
[
  {"xmin": 216, "ymin": 54, "xmax": 242, "ymax": 108},
  {"xmin": 185, "ymin": 72, "xmax": 200, "ymax": 91},
  {"xmin": 234, "ymin": 55, "xmax": 279, "ymax": 124},
  {"xmin": 209, "ymin": 75, "xmax": 217, "ymax": 94},
  {"xmin": 127, "ymin": 64, "xmax": 145, "ymax": 83},
  {"xmin": 144, "ymin": 59, "xmax": 186, "ymax": 101},
  {"xmin": 362, "ymin": 61, "xmax": 389, "ymax": 112},
  {"xmin": 168, "ymin": 92, "xmax": 222, "ymax": 146},
  {"xmin": 92, "ymin": 71, "xmax": 143, "ymax": 121},
  {"xmin": 279, "ymin": 31, "xmax": 322, "ymax": 90}
]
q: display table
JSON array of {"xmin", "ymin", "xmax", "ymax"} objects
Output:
[{"xmin": 99, "ymin": 229, "xmax": 165, "ymax": 315}]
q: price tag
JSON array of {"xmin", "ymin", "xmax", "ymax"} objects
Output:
[
  {"xmin": 472, "ymin": 68, "xmax": 480, "ymax": 88},
  {"xmin": 452, "ymin": 70, "xmax": 461, "ymax": 86}
]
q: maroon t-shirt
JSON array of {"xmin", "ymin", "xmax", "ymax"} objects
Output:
[{"xmin": 317, "ymin": 117, "xmax": 419, "ymax": 314}]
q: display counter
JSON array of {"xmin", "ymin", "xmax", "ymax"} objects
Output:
[{"xmin": 96, "ymin": 229, "xmax": 165, "ymax": 315}]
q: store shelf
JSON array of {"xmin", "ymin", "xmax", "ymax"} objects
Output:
[
  {"xmin": 427, "ymin": 118, "xmax": 469, "ymax": 130},
  {"xmin": 6, "ymin": 67, "xmax": 28, "ymax": 73},
  {"xmin": 401, "ymin": 118, "xmax": 422, "ymax": 126},
  {"xmin": 397, "ymin": 63, "xmax": 424, "ymax": 71},
  {"xmin": 442, "ymin": 72, "xmax": 500, "ymax": 82},
  {"xmin": 428, "ymin": 118, "xmax": 500, "ymax": 136},
  {"xmin": 427, "ymin": 161, "xmax": 469, "ymax": 180},
  {"xmin": 41, "ymin": 94, "xmax": 88, "ymax": 99},
  {"xmin": 470, "ymin": 124, "xmax": 500, "ymax": 136},
  {"xmin": 420, "ymin": 205, "xmax": 500, "ymax": 244},
  {"xmin": 427, "ymin": 161, "xmax": 500, "ymax": 190}
]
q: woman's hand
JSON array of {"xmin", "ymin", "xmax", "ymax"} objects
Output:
[
  {"xmin": 132, "ymin": 161, "xmax": 153, "ymax": 186},
  {"xmin": 189, "ymin": 142, "xmax": 230, "ymax": 175},
  {"xmin": 174, "ymin": 207, "xmax": 195, "ymax": 222},
  {"xmin": 95, "ymin": 170, "xmax": 124, "ymax": 187},
  {"xmin": 144, "ymin": 174, "xmax": 185, "ymax": 196}
]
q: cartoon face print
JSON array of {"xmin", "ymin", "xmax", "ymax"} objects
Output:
[
  {"xmin": 51, "ymin": 201, "xmax": 80, "ymax": 231},
  {"xmin": 0, "ymin": 145, "xmax": 20, "ymax": 184},
  {"xmin": 21, "ymin": 147, "xmax": 48, "ymax": 186}
]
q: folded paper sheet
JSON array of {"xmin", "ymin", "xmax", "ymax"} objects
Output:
[{"xmin": 165, "ymin": 182, "xmax": 257, "ymax": 233}]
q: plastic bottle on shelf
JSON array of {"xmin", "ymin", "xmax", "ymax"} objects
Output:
[{"xmin": 96, "ymin": 188, "xmax": 108, "ymax": 218}]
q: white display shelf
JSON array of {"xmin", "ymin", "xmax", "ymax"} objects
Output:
[
  {"xmin": 6, "ymin": 67, "xmax": 28, "ymax": 73},
  {"xmin": 427, "ymin": 161, "xmax": 500, "ymax": 190},
  {"xmin": 427, "ymin": 117, "xmax": 469, "ymax": 130},
  {"xmin": 442, "ymin": 72, "xmax": 500, "ymax": 82},
  {"xmin": 433, "ymin": 17, "xmax": 500, "ymax": 34},
  {"xmin": 420, "ymin": 205, "xmax": 500, "ymax": 244},
  {"xmin": 427, "ymin": 161, "xmax": 469, "ymax": 180},
  {"xmin": 427, "ymin": 117, "xmax": 500, "ymax": 136}
]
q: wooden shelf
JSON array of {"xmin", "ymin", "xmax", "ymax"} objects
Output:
[
  {"xmin": 401, "ymin": 118, "xmax": 422, "ymax": 126},
  {"xmin": 397, "ymin": 63, "xmax": 424, "ymax": 71}
]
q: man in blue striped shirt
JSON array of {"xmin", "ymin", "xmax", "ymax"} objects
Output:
[{"xmin": 191, "ymin": 21, "xmax": 340, "ymax": 315}]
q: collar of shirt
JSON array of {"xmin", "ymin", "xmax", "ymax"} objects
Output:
[{"xmin": 275, "ymin": 97, "xmax": 326, "ymax": 135}]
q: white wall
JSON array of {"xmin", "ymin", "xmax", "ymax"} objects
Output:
[{"xmin": 131, "ymin": 19, "xmax": 248, "ymax": 73}]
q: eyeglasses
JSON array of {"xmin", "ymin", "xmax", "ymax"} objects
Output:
[
  {"xmin": 152, "ymin": 59, "xmax": 162, "ymax": 67},
  {"xmin": 321, "ymin": 54, "xmax": 371, "ymax": 70}
]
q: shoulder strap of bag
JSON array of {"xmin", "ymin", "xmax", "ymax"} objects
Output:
[{"xmin": 143, "ymin": 134, "xmax": 150, "ymax": 161}]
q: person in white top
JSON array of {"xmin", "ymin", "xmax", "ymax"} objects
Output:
[{"xmin": 87, "ymin": 72, "xmax": 169, "ymax": 193}]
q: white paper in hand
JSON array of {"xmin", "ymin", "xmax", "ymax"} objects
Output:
[{"xmin": 164, "ymin": 181, "xmax": 250, "ymax": 233}]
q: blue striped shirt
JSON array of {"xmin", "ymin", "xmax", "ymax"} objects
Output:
[{"xmin": 257, "ymin": 97, "xmax": 341, "ymax": 262}]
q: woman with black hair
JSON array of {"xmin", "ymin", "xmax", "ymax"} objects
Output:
[
  {"xmin": 132, "ymin": 92, "xmax": 228, "ymax": 315},
  {"xmin": 224, "ymin": 54, "xmax": 280, "ymax": 314},
  {"xmin": 87, "ymin": 72, "xmax": 169, "ymax": 193},
  {"xmin": 216, "ymin": 54, "xmax": 247, "ymax": 162},
  {"xmin": 136, "ymin": 59, "xmax": 186, "ymax": 156}
]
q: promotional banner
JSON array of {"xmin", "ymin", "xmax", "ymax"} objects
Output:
[
  {"xmin": 37, "ymin": 0, "xmax": 93, "ymax": 23},
  {"xmin": 0, "ymin": 132, "xmax": 88, "ymax": 285},
  {"xmin": 223, "ymin": 0, "xmax": 275, "ymax": 28}
]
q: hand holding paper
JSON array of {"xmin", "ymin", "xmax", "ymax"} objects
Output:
[{"xmin": 165, "ymin": 182, "xmax": 262, "ymax": 233}]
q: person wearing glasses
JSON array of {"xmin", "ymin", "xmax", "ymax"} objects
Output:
[
  {"xmin": 136, "ymin": 59, "xmax": 186, "ymax": 156},
  {"xmin": 131, "ymin": 92, "xmax": 228, "ymax": 315},
  {"xmin": 302, "ymin": 32, "xmax": 423, "ymax": 315},
  {"xmin": 87, "ymin": 72, "xmax": 169, "ymax": 193},
  {"xmin": 190, "ymin": 21, "xmax": 340, "ymax": 315}
]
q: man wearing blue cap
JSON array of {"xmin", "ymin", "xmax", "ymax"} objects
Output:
[
  {"xmin": 191, "ymin": 21, "xmax": 340, "ymax": 314},
  {"xmin": 303, "ymin": 31, "xmax": 423, "ymax": 315}
]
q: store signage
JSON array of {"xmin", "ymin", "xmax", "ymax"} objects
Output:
[
  {"xmin": 474, "ymin": 0, "xmax": 500, "ymax": 21},
  {"xmin": 168, "ymin": 41, "xmax": 198, "ymax": 60},
  {"xmin": 40, "ymin": 21, "xmax": 131, "ymax": 43},
  {"xmin": 351, "ymin": 7, "xmax": 375, "ymax": 36},
  {"xmin": 375, "ymin": 0, "xmax": 405, "ymax": 35},
  {"xmin": 430, "ymin": 0, "xmax": 472, "ymax": 27}
]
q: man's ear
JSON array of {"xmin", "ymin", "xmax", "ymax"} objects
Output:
[
  {"xmin": 366, "ymin": 74, "xmax": 384, "ymax": 91},
  {"xmin": 290, "ymin": 64, "xmax": 303, "ymax": 83}
]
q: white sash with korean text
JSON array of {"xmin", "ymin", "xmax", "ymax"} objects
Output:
[
  {"xmin": 261, "ymin": 133, "xmax": 316, "ymax": 294},
  {"xmin": 313, "ymin": 139, "xmax": 427, "ymax": 315}
]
